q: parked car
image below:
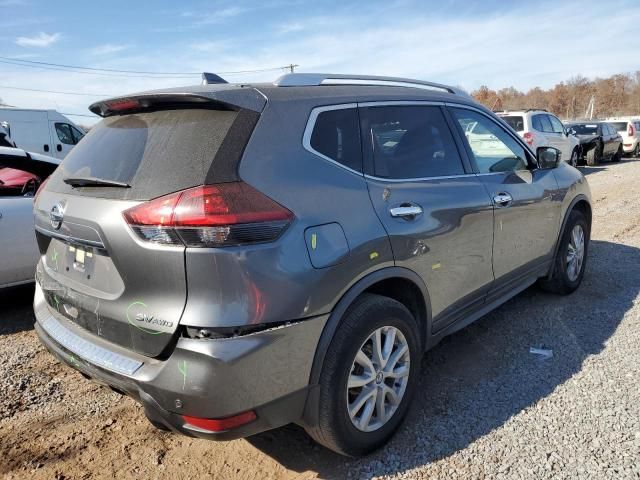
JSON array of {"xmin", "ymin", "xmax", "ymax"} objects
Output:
[
  {"xmin": 33, "ymin": 73, "xmax": 591, "ymax": 457},
  {"xmin": 497, "ymin": 109, "xmax": 581, "ymax": 167},
  {"xmin": 0, "ymin": 146, "xmax": 59, "ymax": 288},
  {"xmin": 605, "ymin": 117, "xmax": 640, "ymax": 157},
  {"xmin": 565, "ymin": 121, "xmax": 624, "ymax": 166},
  {"xmin": 0, "ymin": 107, "xmax": 85, "ymax": 159}
]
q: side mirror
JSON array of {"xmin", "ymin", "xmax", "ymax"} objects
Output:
[{"xmin": 537, "ymin": 147, "xmax": 562, "ymax": 169}]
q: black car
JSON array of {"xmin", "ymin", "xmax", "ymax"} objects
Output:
[{"xmin": 565, "ymin": 121, "xmax": 623, "ymax": 166}]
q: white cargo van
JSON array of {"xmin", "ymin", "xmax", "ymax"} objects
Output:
[{"xmin": 0, "ymin": 108, "xmax": 85, "ymax": 159}]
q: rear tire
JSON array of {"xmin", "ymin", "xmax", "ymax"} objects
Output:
[
  {"xmin": 539, "ymin": 210, "xmax": 589, "ymax": 295},
  {"xmin": 586, "ymin": 144, "xmax": 601, "ymax": 166},
  {"xmin": 305, "ymin": 293, "xmax": 421, "ymax": 457},
  {"xmin": 633, "ymin": 143, "xmax": 640, "ymax": 158}
]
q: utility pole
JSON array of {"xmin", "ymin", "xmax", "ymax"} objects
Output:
[{"xmin": 286, "ymin": 63, "xmax": 299, "ymax": 73}]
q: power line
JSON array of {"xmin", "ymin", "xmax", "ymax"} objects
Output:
[
  {"xmin": 0, "ymin": 56, "xmax": 294, "ymax": 78},
  {"xmin": 0, "ymin": 84, "xmax": 114, "ymax": 97}
]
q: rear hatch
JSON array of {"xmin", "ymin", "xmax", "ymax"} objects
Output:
[{"xmin": 34, "ymin": 90, "xmax": 264, "ymax": 357}]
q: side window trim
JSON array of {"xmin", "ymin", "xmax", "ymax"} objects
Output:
[
  {"xmin": 302, "ymin": 103, "xmax": 363, "ymax": 176},
  {"xmin": 444, "ymin": 102, "xmax": 537, "ymax": 173},
  {"xmin": 358, "ymin": 101, "xmax": 473, "ymax": 181}
]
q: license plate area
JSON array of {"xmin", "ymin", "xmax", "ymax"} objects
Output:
[{"xmin": 68, "ymin": 244, "xmax": 93, "ymax": 273}]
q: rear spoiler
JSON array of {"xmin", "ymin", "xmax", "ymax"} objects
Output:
[
  {"xmin": 89, "ymin": 88, "xmax": 267, "ymax": 117},
  {"xmin": 0, "ymin": 146, "xmax": 60, "ymax": 179}
]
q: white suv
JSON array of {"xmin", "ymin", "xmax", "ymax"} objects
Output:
[
  {"xmin": 606, "ymin": 117, "xmax": 640, "ymax": 157},
  {"xmin": 497, "ymin": 110, "xmax": 580, "ymax": 166}
]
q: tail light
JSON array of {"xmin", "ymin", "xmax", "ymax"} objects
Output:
[
  {"xmin": 628, "ymin": 123, "xmax": 635, "ymax": 137},
  {"xmin": 123, "ymin": 182, "xmax": 293, "ymax": 247},
  {"xmin": 523, "ymin": 132, "xmax": 534, "ymax": 146}
]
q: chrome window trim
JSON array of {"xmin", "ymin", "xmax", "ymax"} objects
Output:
[
  {"xmin": 364, "ymin": 173, "xmax": 477, "ymax": 183},
  {"xmin": 358, "ymin": 100, "xmax": 445, "ymax": 108},
  {"xmin": 40, "ymin": 314, "xmax": 143, "ymax": 376},
  {"xmin": 302, "ymin": 103, "xmax": 363, "ymax": 176}
]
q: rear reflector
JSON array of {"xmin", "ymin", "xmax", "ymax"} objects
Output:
[
  {"xmin": 123, "ymin": 182, "xmax": 293, "ymax": 247},
  {"xmin": 182, "ymin": 410, "xmax": 257, "ymax": 432}
]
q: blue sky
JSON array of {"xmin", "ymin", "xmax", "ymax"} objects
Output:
[{"xmin": 0, "ymin": 0, "xmax": 638, "ymax": 124}]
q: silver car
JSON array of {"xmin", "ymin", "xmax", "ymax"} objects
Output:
[
  {"xmin": 0, "ymin": 146, "xmax": 59, "ymax": 288},
  {"xmin": 33, "ymin": 74, "xmax": 591, "ymax": 456}
]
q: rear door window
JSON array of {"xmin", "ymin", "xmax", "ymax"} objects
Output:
[
  {"xmin": 309, "ymin": 107, "xmax": 362, "ymax": 172},
  {"xmin": 548, "ymin": 115, "xmax": 565, "ymax": 134},
  {"xmin": 361, "ymin": 105, "xmax": 465, "ymax": 179},
  {"xmin": 47, "ymin": 108, "xmax": 239, "ymax": 200},
  {"xmin": 532, "ymin": 114, "xmax": 553, "ymax": 133}
]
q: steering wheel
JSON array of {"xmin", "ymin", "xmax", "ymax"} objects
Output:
[{"xmin": 21, "ymin": 178, "xmax": 38, "ymax": 197}]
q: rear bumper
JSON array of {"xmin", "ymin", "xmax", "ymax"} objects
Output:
[
  {"xmin": 622, "ymin": 139, "xmax": 638, "ymax": 153},
  {"xmin": 34, "ymin": 283, "xmax": 327, "ymax": 439}
]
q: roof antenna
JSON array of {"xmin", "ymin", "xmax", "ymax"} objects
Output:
[{"xmin": 201, "ymin": 72, "xmax": 228, "ymax": 85}]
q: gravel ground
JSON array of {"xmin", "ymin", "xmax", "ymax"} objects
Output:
[{"xmin": 1, "ymin": 158, "xmax": 639, "ymax": 479}]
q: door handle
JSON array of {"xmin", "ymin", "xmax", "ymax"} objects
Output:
[
  {"xmin": 43, "ymin": 145, "xmax": 49, "ymax": 152},
  {"xmin": 390, "ymin": 204, "xmax": 423, "ymax": 219},
  {"xmin": 493, "ymin": 192, "xmax": 513, "ymax": 207},
  {"xmin": 56, "ymin": 144, "xmax": 62, "ymax": 152}
]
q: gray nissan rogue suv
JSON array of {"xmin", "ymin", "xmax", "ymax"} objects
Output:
[{"xmin": 33, "ymin": 73, "xmax": 591, "ymax": 456}]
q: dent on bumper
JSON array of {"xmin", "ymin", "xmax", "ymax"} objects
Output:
[{"xmin": 34, "ymin": 283, "xmax": 328, "ymax": 424}]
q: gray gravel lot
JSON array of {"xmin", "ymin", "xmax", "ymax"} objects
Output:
[{"xmin": 1, "ymin": 158, "xmax": 639, "ymax": 479}]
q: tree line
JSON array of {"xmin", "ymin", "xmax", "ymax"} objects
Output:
[{"xmin": 471, "ymin": 72, "xmax": 640, "ymax": 120}]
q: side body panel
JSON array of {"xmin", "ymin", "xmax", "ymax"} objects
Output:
[
  {"xmin": 0, "ymin": 110, "xmax": 52, "ymax": 155},
  {"xmin": 365, "ymin": 176, "xmax": 494, "ymax": 327},
  {"xmin": 0, "ymin": 196, "xmax": 38, "ymax": 286}
]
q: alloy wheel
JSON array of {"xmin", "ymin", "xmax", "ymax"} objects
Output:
[
  {"xmin": 347, "ymin": 326, "xmax": 411, "ymax": 432},
  {"xmin": 566, "ymin": 224, "xmax": 585, "ymax": 282}
]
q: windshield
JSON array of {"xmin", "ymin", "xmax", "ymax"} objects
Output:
[
  {"xmin": 569, "ymin": 124, "xmax": 598, "ymax": 135},
  {"xmin": 500, "ymin": 116, "xmax": 524, "ymax": 132},
  {"xmin": 609, "ymin": 122, "xmax": 627, "ymax": 132}
]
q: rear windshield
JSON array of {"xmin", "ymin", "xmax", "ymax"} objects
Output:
[
  {"xmin": 569, "ymin": 124, "xmax": 598, "ymax": 135},
  {"xmin": 500, "ymin": 116, "xmax": 524, "ymax": 132},
  {"xmin": 47, "ymin": 108, "xmax": 238, "ymax": 200},
  {"xmin": 609, "ymin": 122, "xmax": 627, "ymax": 132}
]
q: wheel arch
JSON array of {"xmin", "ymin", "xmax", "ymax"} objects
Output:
[
  {"xmin": 547, "ymin": 194, "xmax": 592, "ymax": 278},
  {"xmin": 301, "ymin": 267, "xmax": 432, "ymax": 426}
]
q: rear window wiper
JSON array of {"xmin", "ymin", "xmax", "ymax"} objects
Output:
[{"xmin": 63, "ymin": 176, "xmax": 131, "ymax": 188}]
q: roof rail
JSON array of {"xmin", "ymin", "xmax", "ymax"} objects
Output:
[
  {"xmin": 273, "ymin": 73, "xmax": 468, "ymax": 96},
  {"xmin": 524, "ymin": 108, "xmax": 547, "ymax": 113}
]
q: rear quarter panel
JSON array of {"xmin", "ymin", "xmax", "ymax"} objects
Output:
[{"xmin": 180, "ymin": 96, "xmax": 395, "ymax": 328}]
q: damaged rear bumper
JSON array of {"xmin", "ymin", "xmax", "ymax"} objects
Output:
[{"xmin": 34, "ymin": 282, "xmax": 328, "ymax": 439}]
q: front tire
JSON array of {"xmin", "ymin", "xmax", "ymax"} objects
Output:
[
  {"xmin": 539, "ymin": 209, "xmax": 589, "ymax": 295},
  {"xmin": 305, "ymin": 293, "xmax": 420, "ymax": 457}
]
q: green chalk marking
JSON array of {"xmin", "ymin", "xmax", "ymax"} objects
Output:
[{"xmin": 178, "ymin": 360, "xmax": 187, "ymax": 390}]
